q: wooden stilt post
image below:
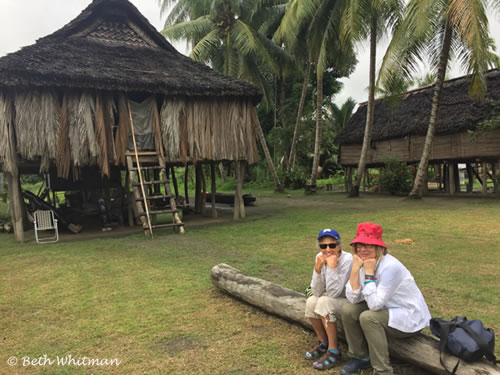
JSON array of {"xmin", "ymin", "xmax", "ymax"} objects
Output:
[
  {"xmin": 171, "ymin": 167, "xmax": 179, "ymax": 197},
  {"xmin": 466, "ymin": 163, "xmax": 474, "ymax": 193},
  {"xmin": 422, "ymin": 166, "xmax": 429, "ymax": 194},
  {"xmin": 210, "ymin": 162, "xmax": 217, "ymax": 219},
  {"xmin": 184, "ymin": 165, "xmax": 189, "ymax": 206},
  {"xmin": 494, "ymin": 161, "xmax": 500, "ymax": 194},
  {"xmin": 482, "ymin": 162, "xmax": 488, "ymax": 195},
  {"xmin": 239, "ymin": 161, "xmax": 246, "ymax": 219},
  {"xmin": 201, "ymin": 165, "xmax": 206, "ymax": 213},
  {"xmin": 448, "ymin": 162, "xmax": 455, "ymax": 195},
  {"xmin": 233, "ymin": 161, "xmax": 246, "ymax": 219},
  {"xmin": 195, "ymin": 164, "xmax": 202, "ymax": 214},
  {"xmin": 7, "ymin": 173, "xmax": 25, "ymax": 242},
  {"xmin": 233, "ymin": 162, "xmax": 240, "ymax": 220},
  {"xmin": 453, "ymin": 163, "xmax": 460, "ymax": 193}
]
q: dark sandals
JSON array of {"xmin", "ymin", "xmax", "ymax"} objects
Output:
[
  {"xmin": 305, "ymin": 343, "xmax": 328, "ymax": 360},
  {"xmin": 313, "ymin": 349, "xmax": 341, "ymax": 370}
]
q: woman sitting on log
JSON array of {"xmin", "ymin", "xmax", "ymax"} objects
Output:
[
  {"xmin": 304, "ymin": 229, "xmax": 353, "ymax": 370},
  {"xmin": 340, "ymin": 223, "xmax": 431, "ymax": 375}
]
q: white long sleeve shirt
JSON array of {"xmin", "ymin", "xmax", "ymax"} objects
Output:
[
  {"xmin": 346, "ymin": 254, "xmax": 431, "ymax": 333},
  {"xmin": 311, "ymin": 251, "xmax": 353, "ymax": 298}
]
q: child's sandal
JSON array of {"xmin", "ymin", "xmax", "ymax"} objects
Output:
[
  {"xmin": 313, "ymin": 350, "xmax": 341, "ymax": 370},
  {"xmin": 305, "ymin": 343, "xmax": 327, "ymax": 360}
]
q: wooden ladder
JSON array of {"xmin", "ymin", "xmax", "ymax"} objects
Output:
[{"xmin": 126, "ymin": 151, "xmax": 184, "ymax": 236}]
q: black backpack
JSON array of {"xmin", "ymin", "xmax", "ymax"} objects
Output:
[{"xmin": 430, "ymin": 316, "xmax": 499, "ymax": 374}]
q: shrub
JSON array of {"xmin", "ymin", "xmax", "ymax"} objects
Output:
[
  {"xmin": 379, "ymin": 159, "xmax": 413, "ymax": 194},
  {"xmin": 282, "ymin": 169, "xmax": 308, "ymax": 190}
]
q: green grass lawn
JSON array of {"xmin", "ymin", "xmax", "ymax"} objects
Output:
[{"xmin": 0, "ymin": 193, "xmax": 499, "ymax": 374}]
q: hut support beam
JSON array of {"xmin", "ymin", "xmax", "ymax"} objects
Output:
[
  {"xmin": 210, "ymin": 162, "xmax": 217, "ymax": 219},
  {"xmin": 171, "ymin": 167, "xmax": 179, "ymax": 197},
  {"xmin": 7, "ymin": 173, "xmax": 25, "ymax": 242},
  {"xmin": 448, "ymin": 162, "xmax": 455, "ymax": 195},
  {"xmin": 184, "ymin": 166, "xmax": 190, "ymax": 206},
  {"xmin": 233, "ymin": 161, "xmax": 246, "ymax": 220},
  {"xmin": 422, "ymin": 166, "xmax": 428, "ymax": 194},
  {"xmin": 466, "ymin": 163, "xmax": 474, "ymax": 193},
  {"xmin": 453, "ymin": 163, "xmax": 460, "ymax": 193},
  {"xmin": 195, "ymin": 164, "xmax": 202, "ymax": 214},
  {"xmin": 494, "ymin": 161, "xmax": 500, "ymax": 193},
  {"xmin": 482, "ymin": 162, "xmax": 488, "ymax": 195}
]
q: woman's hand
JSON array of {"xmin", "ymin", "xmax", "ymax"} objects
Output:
[
  {"xmin": 314, "ymin": 254, "xmax": 327, "ymax": 273},
  {"xmin": 325, "ymin": 253, "xmax": 338, "ymax": 268},
  {"xmin": 352, "ymin": 255, "xmax": 364, "ymax": 272},
  {"xmin": 363, "ymin": 258, "xmax": 377, "ymax": 275}
]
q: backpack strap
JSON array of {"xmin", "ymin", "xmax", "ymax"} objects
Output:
[
  {"xmin": 439, "ymin": 322, "xmax": 461, "ymax": 375},
  {"xmin": 457, "ymin": 322, "xmax": 499, "ymax": 365}
]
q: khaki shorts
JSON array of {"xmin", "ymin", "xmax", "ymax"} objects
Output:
[{"xmin": 305, "ymin": 295, "xmax": 347, "ymax": 322}]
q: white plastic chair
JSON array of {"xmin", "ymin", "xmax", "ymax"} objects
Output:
[{"xmin": 33, "ymin": 210, "xmax": 59, "ymax": 243}]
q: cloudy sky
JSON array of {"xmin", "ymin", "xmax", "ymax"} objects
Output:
[{"xmin": 1, "ymin": 0, "xmax": 499, "ymax": 107}]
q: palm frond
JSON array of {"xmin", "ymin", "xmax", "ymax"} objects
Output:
[
  {"xmin": 190, "ymin": 29, "xmax": 221, "ymax": 62},
  {"xmin": 161, "ymin": 16, "xmax": 213, "ymax": 43}
]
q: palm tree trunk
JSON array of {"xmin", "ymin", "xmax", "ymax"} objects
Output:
[
  {"xmin": 309, "ymin": 69, "xmax": 323, "ymax": 189},
  {"xmin": 408, "ymin": 24, "xmax": 453, "ymax": 199},
  {"xmin": 350, "ymin": 13, "xmax": 377, "ymax": 197},
  {"xmin": 254, "ymin": 116, "xmax": 282, "ymax": 191},
  {"xmin": 289, "ymin": 60, "xmax": 312, "ymax": 170}
]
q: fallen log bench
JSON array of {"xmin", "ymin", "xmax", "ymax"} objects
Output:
[{"xmin": 211, "ymin": 263, "xmax": 500, "ymax": 375}]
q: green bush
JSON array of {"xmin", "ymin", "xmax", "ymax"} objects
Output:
[
  {"xmin": 282, "ymin": 169, "xmax": 308, "ymax": 190},
  {"xmin": 379, "ymin": 159, "xmax": 413, "ymax": 194}
]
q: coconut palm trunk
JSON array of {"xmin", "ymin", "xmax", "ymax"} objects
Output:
[
  {"xmin": 350, "ymin": 13, "xmax": 377, "ymax": 197},
  {"xmin": 288, "ymin": 60, "xmax": 312, "ymax": 170},
  {"xmin": 254, "ymin": 117, "xmax": 282, "ymax": 191},
  {"xmin": 309, "ymin": 69, "xmax": 323, "ymax": 188},
  {"xmin": 408, "ymin": 24, "xmax": 453, "ymax": 199}
]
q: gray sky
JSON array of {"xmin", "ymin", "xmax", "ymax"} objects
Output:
[{"xmin": 1, "ymin": 0, "xmax": 499, "ymax": 107}]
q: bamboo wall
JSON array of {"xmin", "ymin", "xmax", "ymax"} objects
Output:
[{"xmin": 340, "ymin": 129, "xmax": 500, "ymax": 166}]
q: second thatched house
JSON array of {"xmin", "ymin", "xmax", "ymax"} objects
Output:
[
  {"xmin": 0, "ymin": 0, "xmax": 266, "ymax": 241},
  {"xmin": 336, "ymin": 68, "xmax": 500, "ymax": 194}
]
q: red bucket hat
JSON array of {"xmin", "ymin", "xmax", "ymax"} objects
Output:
[{"xmin": 350, "ymin": 222, "xmax": 386, "ymax": 248}]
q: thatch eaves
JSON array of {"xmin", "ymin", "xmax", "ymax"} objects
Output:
[
  {"xmin": 336, "ymin": 68, "xmax": 500, "ymax": 145},
  {"xmin": 0, "ymin": 0, "xmax": 261, "ymax": 101}
]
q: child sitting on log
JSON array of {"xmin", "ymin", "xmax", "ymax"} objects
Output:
[{"xmin": 305, "ymin": 228, "xmax": 353, "ymax": 370}]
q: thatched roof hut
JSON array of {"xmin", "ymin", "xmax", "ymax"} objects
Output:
[
  {"xmin": 337, "ymin": 68, "xmax": 500, "ymax": 167},
  {"xmin": 0, "ymin": 0, "xmax": 265, "ymax": 241},
  {"xmin": 0, "ymin": 0, "xmax": 262, "ymax": 178}
]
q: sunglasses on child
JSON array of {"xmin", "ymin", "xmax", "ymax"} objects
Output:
[{"xmin": 319, "ymin": 243, "xmax": 337, "ymax": 249}]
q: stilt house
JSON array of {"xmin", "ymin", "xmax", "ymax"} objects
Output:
[
  {"xmin": 0, "ymin": 0, "xmax": 263, "ymax": 241},
  {"xmin": 336, "ymin": 68, "xmax": 500, "ymax": 194}
]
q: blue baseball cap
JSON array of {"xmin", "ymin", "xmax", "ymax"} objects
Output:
[{"xmin": 318, "ymin": 228, "xmax": 341, "ymax": 241}]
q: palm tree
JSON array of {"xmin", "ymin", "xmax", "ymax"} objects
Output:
[
  {"xmin": 276, "ymin": 0, "xmax": 356, "ymax": 188},
  {"xmin": 330, "ymin": 97, "xmax": 357, "ymax": 132},
  {"xmin": 379, "ymin": 0, "xmax": 499, "ymax": 198},
  {"xmin": 160, "ymin": 0, "xmax": 289, "ymax": 109},
  {"xmin": 342, "ymin": 0, "xmax": 404, "ymax": 197},
  {"xmin": 160, "ymin": 0, "xmax": 288, "ymax": 191}
]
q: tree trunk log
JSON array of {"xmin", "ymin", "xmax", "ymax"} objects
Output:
[{"xmin": 211, "ymin": 263, "xmax": 500, "ymax": 375}]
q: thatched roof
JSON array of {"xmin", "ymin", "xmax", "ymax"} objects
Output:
[
  {"xmin": 336, "ymin": 68, "xmax": 500, "ymax": 145},
  {"xmin": 0, "ymin": 0, "xmax": 261, "ymax": 101}
]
